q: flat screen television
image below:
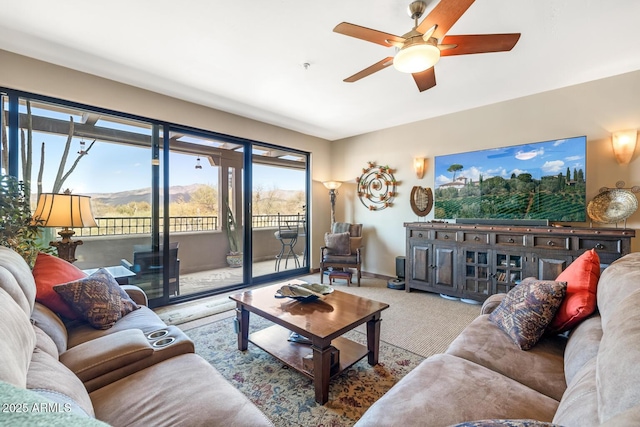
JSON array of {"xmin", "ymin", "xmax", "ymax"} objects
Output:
[{"xmin": 434, "ymin": 135, "xmax": 587, "ymax": 222}]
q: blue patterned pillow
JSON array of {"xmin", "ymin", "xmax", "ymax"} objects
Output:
[{"xmin": 488, "ymin": 278, "xmax": 566, "ymax": 350}]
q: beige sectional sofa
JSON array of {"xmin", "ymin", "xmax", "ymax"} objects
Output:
[
  {"xmin": 356, "ymin": 252, "xmax": 640, "ymax": 427},
  {"xmin": 0, "ymin": 246, "xmax": 273, "ymax": 426}
]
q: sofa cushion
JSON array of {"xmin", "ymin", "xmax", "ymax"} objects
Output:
[
  {"xmin": 324, "ymin": 232, "xmax": 351, "ymax": 255},
  {"xmin": 552, "ymin": 358, "xmax": 599, "ymax": 427},
  {"xmin": 0, "ymin": 246, "xmax": 38, "ymax": 314},
  {"xmin": 488, "ymin": 278, "xmax": 566, "ymax": 350},
  {"xmin": 33, "ymin": 252, "xmax": 87, "ymax": 320},
  {"xmin": 354, "ymin": 353, "xmax": 559, "ymax": 427},
  {"xmin": 548, "ymin": 249, "xmax": 600, "ymax": 333},
  {"xmin": 31, "ymin": 302, "xmax": 69, "ymax": 354},
  {"xmin": 90, "ymin": 353, "xmax": 273, "ymax": 427},
  {"xmin": 596, "ymin": 252, "xmax": 640, "ymax": 329},
  {"xmin": 0, "ymin": 288, "xmax": 36, "ymax": 388},
  {"xmin": 53, "ymin": 268, "xmax": 140, "ymax": 330},
  {"xmin": 563, "ymin": 314, "xmax": 602, "ymax": 386},
  {"xmin": 446, "ymin": 315, "xmax": 567, "ymax": 401},
  {"xmin": 26, "ymin": 347, "xmax": 95, "ymax": 417},
  {"xmin": 65, "ymin": 306, "xmax": 173, "ymax": 349},
  {"xmin": 34, "ymin": 325, "xmax": 60, "ymax": 359},
  {"xmin": 596, "ymin": 288, "xmax": 640, "ymax": 423}
]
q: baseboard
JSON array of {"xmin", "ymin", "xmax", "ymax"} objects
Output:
[{"xmin": 308, "ymin": 268, "xmax": 394, "ymax": 281}]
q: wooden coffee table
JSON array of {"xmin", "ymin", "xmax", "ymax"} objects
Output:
[{"xmin": 229, "ymin": 282, "xmax": 389, "ymax": 404}]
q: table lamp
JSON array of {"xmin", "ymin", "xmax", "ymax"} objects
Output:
[{"xmin": 32, "ymin": 190, "xmax": 97, "ymax": 263}]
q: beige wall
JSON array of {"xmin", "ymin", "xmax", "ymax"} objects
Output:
[
  {"xmin": 2, "ymin": 49, "xmax": 639, "ymax": 278},
  {"xmin": 332, "ymin": 70, "xmax": 640, "ymax": 276}
]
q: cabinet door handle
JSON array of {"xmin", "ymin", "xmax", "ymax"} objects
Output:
[
  {"xmin": 595, "ymin": 243, "xmax": 605, "ymax": 250},
  {"xmin": 508, "ymin": 238, "xmax": 515, "ymax": 243},
  {"xmin": 474, "ymin": 236, "xmax": 480, "ymax": 241},
  {"xmin": 443, "ymin": 235, "xmax": 449, "ymax": 239},
  {"xmin": 418, "ymin": 233, "xmax": 423, "ymax": 238},
  {"xmin": 547, "ymin": 240, "xmax": 555, "ymax": 246}
]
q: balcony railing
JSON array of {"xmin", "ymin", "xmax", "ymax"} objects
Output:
[{"xmin": 73, "ymin": 214, "xmax": 304, "ymax": 237}]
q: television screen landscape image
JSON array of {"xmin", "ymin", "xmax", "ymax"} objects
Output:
[{"xmin": 434, "ymin": 136, "xmax": 587, "ymax": 222}]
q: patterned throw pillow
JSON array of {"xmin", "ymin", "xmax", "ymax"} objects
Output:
[
  {"xmin": 488, "ymin": 278, "xmax": 567, "ymax": 350},
  {"xmin": 53, "ymin": 268, "xmax": 140, "ymax": 329},
  {"xmin": 324, "ymin": 232, "xmax": 351, "ymax": 255}
]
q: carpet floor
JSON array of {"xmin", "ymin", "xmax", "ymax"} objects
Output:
[
  {"xmin": 185, "ymin": 316, "xmax": 424, "ymax": 427},
  {"xmin": 171, "ymin": 273, "xmax": 481, "ymax": 358}
]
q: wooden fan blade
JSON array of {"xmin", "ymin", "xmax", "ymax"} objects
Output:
[
  {"xmin": 333, "ymin": 22, "xmax": 404, "ymax": 47},
  {"xmin": 344, "ymin": 57, "xmax": 394, "ymax": 82},
  {"xmin": 412, "ymin": 67, "xmax": 437, "ymax": 92},
  {"xmin": 417, "ymin": 0, "xmax": 475, "ymax": 40},
  {"xmin": 440, "ymin": 34, "xmax": 521, "ymax": 56}
]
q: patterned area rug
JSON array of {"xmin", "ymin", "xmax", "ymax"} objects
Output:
[{"xmin": 185, "ymin": 316, "xmax": 424, "ymax": 427}]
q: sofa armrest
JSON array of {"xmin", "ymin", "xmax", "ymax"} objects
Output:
[
  {"xmin": 60, "ymin": 329, "xmax": 154, "ymax": 383},
  {"xmin": 481, "ymin": 293, "xmax": 507, "ymax": 315},
  {"xmin": 121, "ymin": 285, "xmax": 148, "ymax": 307}
]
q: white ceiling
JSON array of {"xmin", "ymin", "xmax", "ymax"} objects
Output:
[{"xmin": 1, "ymin": 0, "xmax": 640, "ymax": 141}]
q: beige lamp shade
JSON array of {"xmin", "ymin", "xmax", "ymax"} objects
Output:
[
  {"xmin": 414, "ymin": 157, "xmax": 426, "ymax": 179},
  {"xmin": 33, "ymin": 193, "xmax": 97, "ymax": 228},
  {"xmin": 323, "ymin": 181, "xmax": 342, "ymax": 190},
  {"xmin": 612, "ymin": 130, "xmax": 637, "ymax": 165}
]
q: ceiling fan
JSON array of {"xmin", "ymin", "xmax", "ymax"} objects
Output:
[{"xmin": 333, "ymin": 0, "xmax": 521, "ymax": 92}]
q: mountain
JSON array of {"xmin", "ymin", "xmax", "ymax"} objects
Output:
[{"xmin": 88, "ymin": 184, "xmax": 208, "ymax": 206}]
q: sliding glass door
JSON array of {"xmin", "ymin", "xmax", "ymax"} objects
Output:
[
  {"xmin": 3, "ymin": 88, "xmax": 310, "ymax": 308},
  {"xmin": 251, "ymin": 143, "xmax": 308, "ymax": 281}
]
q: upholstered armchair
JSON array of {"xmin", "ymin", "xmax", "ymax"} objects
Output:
[{"xmin": 320, "ymin": 222, "xmax": 363, "ymax": 286}]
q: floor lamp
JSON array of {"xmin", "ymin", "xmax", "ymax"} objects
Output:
[
  {"xmin": 32, "ymin": 191, "xmax": 97, "ymax": 263},
  {"xmin": 323, "ymin": 181, "xmax": 342, "ymax": 226}
]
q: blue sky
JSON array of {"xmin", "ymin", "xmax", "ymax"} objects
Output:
[
  {"xmin": 24, "ymin": 137, "xmax": 305, "ymax": 194},
  {"xmin": 434, "ymin": 136, "xmax": 586, "ymax": 187}
]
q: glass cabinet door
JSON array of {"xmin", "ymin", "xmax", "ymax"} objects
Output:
[
  {"xmin": 463, "ymin": 250, "xmax": 491, "ymax": 296},
  {"xmin": 494, "ymin": 253, "xmax": 523, "ymax": 294}
]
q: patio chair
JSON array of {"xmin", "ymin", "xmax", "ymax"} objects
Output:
[
  {"xmin": 121, "ymin": 242, "xmax": 180, "ymax": 296},
  {"xmin": 274, "ymin": 213, "xmax": 300, "ymax": 271}
]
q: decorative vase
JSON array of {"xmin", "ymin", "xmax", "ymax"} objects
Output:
[{"xmin": 226, "ymin": 252, "xmax": 243, "ymax": 268}]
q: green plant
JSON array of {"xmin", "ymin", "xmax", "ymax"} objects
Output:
[
  {"xmin": 0, "ymin": 175, "xmax": 49, "ymax": 266},
  {"xmin": 224, "ymin": 200, "xmax": 242, "ymax": 254}
]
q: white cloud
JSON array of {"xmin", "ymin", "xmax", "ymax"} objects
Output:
[
  {"xmin": 510, "ymin": 168, "xmax": 529, "ymax": 176},
  {"xmin": 515, "ymin": 148, "xmax": 544, "ymax": 160},
  {"xmin": 541, "ymin": 160, "xmax": 565, "ymax": 174},
  {"xmin": 436, "ymin": 174, "xmax": 451, "ymax": 185}
]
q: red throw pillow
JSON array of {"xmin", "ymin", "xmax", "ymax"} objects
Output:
[
  {"xmin": 32, "ymin": 252, "xmax": 87, "ymax": 319},
  {"xmin": 548, "ymin": 249, "xmax": 601, "ymax": 333}
]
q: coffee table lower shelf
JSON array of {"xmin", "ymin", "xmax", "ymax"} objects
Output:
[{"xmin": 249, "ymin": 324, "xmax": 369, "ymax": 380}]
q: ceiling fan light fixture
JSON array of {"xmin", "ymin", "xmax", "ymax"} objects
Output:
[{"xmin": 393, "ymin": 42, "xmax": 440, "ymax": 73}]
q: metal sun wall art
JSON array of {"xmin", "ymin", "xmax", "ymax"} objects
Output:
[{"xmin": 356, "ymin": 161, "xmax": 398, "ymax": 211}]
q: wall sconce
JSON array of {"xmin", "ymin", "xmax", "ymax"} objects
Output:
[
  {"xmin": 322, "ymin": 181, "xmax": 342, "ymax": 225},
  {"xmin": 612, "ymin": 130, "xmax": 637, "ymax": 165},
  {"xmin": 414, "ymin": 157, "xmax": 426, "ymax": 179}
]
